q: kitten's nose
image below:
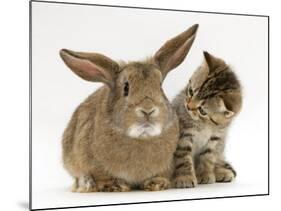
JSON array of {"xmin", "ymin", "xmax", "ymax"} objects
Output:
[{"xmin": 186, "ymin": 101, "xmax": 197, "ymax": 111}]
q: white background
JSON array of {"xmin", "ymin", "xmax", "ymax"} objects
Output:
[
  {"xmin": 1, "ymin": 0, "xmax": 279, "ymax": 211},
  {"xmin": 30, "ymin": 1, "xmax": 268, "ymax": 209}
]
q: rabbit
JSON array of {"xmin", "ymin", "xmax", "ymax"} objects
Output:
[{"xmin": 59, "ymin": 24, "xmax": 198, "ymax": 192}]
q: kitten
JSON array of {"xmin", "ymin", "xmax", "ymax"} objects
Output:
[{"xmin": 172, "ymin": 51, "xmax": 242, "ymax": 188}]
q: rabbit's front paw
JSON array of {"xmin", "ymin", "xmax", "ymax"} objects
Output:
[
  {"xmin": 97, "ymin": 179, "xmax": 131, "ymax": 192},
  {"xmin": 197, "ymin": 171, "xmax": 216, "ymax": 184},
  {"xmin": 143, "ymin": 177, "xmax": 170, "ymax": 191},
  {"xmin": 173, "ymin": 175, "xmax": 198, "ymax": 188},
  {"xmin": 72, "ymin": 175, "xmax": 97, "ymax": 193}
]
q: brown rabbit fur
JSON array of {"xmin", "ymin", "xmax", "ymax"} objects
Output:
[{"xmin": 60, "ymin": 24, "xmax": 198, "ymax": 192}]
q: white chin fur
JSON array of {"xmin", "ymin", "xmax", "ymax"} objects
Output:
[
  {"xmin": 127, "ymin": 123, "xmax": 162, "ymax": 139},
  {"xmin": 187, "ymin": 109, "xmax": 200, "ymax": 120}
]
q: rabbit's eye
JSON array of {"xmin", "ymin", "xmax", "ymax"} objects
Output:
[
  {"xmin": 124, "ymin": 81, "xmax": 129, "ymax": 96},
  {"xmin": 188, "ymin": 87, "xmax": 194, "ymax": 96},
  {"xmin": 198, "ymin": 106, "xmax": 207, "ymax": 116}
]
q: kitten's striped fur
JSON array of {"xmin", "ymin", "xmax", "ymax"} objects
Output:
[{"xmin": 172, "ymin": 52, "xmax": 242, "ymax": 188}]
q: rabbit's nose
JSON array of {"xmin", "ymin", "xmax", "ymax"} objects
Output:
[
  {"xmin": 141, "ymin": 108, "xmax": 155, "ymax": 116},
  {"xmin": 136, "ymin": 107, "xmax": 159, "ymax": 118}
]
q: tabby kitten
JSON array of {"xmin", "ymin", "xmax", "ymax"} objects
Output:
[{"xmin": 172, "ymin": 51, "xmax": 242, "ymax": 188}]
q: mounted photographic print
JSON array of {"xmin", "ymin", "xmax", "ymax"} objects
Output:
[{"xmin": 30, "ymin": 0, "xmax": 269, "ymax": 210}]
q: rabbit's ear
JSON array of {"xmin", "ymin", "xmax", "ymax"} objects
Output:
[
  {"xmin": 153, "ymin": 24, "xmax": 198, "ymax": 79},
  {"xmin": 59, "ymin": 49, "xmax": 119, "ymax": 88}
]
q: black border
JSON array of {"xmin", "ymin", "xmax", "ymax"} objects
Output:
[
  {"xmin": 29, "ymin": 1, "xmax": 33, "ymax": 210},
  {"xmin": 29, "ymin": 1, "xmax": 270, "ymax": 210}
]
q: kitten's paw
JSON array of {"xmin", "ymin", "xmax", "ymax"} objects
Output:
[
  {"xmin": 197, "ymin": 172, "xmax": 216, "ymax": 184},
  {"xmin": 143, "ymin": 177, "xmax": 170, "ymax": 191},
  {"xmin": 173, "ymin": 175, "xmax": 198, "ymax": 188},
  {"xmin": 97, "ymin": 179, "xmax": 131, "ymax": 192},
  {"xmin": 72, "ymin": 176, "xmax": 97, "ymax": 193},
  {"xmin": 215, "ymin": 168, "xmax": 236, "ymax": 183}
]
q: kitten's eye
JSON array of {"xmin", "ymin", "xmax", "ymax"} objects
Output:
[
  {"xmin": 198, "ymin": 106, "xmax": 207, "ymax": 116},
  {"xmin": 188, "ymin": 87, "xmax": 194, "ymax": 96},
  {"xmin": 124, "ymin": 81, "xmax": 129, "ymax": 96}
]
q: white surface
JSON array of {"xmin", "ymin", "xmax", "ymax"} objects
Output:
[
  {"xmin": 33, "ymin": 182, "xmax": 266, "ymax": 209},
  {"xmin": 3, "ymin": 0, "xmax": 281, "ymax": 211},
  {"xmin": 30, "ymin": 1, "xmax": 268, "ymax": 210}
]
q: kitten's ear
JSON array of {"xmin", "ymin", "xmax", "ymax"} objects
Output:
[
  {"xmin": 59, "ymin": 49, "xmax": 119, "ymax": 88},
  {"xmin": 218, "ymin": 97, "xmax": 235, "ymax": 119},
  {"xmin": 224, "ymin": 110, "xmax": 235, "ymax": 119},
  {"xmin": 154, "ymin": 24, "xmax": 199, "ymax": 80},
  {"xmin": 203, "ymin": 51, "xmax": 227, "ymax": 74}
]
